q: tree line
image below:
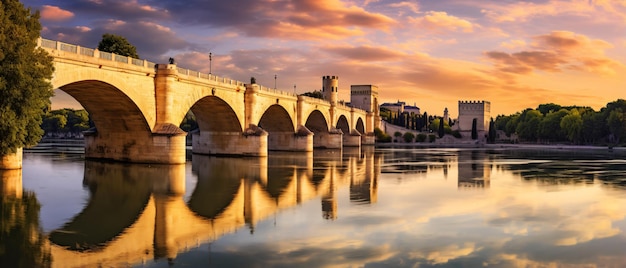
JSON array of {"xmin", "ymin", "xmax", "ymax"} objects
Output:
[{"xmin": 494, "ymin": 99, "xmax": 626, "ymax": 145}]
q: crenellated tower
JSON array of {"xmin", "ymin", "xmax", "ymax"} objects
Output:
[
  {"xmin": 457, "ymin": 100, "xmax": 490, "ymax": 134},
  {"xmin": 322, "ymin": 75, "xmax": 338, "ymax": 106}
]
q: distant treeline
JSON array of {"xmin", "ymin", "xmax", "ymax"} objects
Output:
[
  {"xmin": 41, "ymin": 108, "xmax": 92, "ymax": 137},
  {"xmin": 494, "ymin": 99, "xmax": 626, "ymax": 145},
  {"xmin": 41, "ymin": 109, "xmax": 199, "ymax": 138}
]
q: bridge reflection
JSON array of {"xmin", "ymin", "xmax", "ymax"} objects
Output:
[{"xmin": 39, "ymin": 149, "xmax": 379, "ymax": 267}]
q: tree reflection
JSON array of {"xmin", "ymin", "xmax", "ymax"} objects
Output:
[{"xmin": 0, "ymin": 170, "xmax": 51, "ymax": 267}]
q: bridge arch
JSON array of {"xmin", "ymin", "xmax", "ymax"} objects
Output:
[
  {"xmin": 57, "ymin": 80, "xmax": 152, "ymax": 134},
  {"xmin": 187, "ymin": 96, "xmax": 242, "ymax": 132},
  {"xmin": 51, "ymin": 63, "xmax": 156, "ymax": 132},
  {"xmin": 259, "ymin": 104, "xmax": 295, "ymax": 132},
  {"xmin": 305, "ymin": 110, "xmax": 329, "ymax": 133},
  {"xmin": 355, "ymin": 117, "xmax": 365, "ymax": 134},
  {"xmin": 336, "ymin": 115, "xmax": 350, "ymax": 135}
]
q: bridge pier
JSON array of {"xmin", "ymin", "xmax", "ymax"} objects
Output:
[
  {"xmin": 84, "ymin": 124, "xmax": 187, "ymax": 164},
  {"xmin": 343, "ymin": 129, "xmax": 362, "ymax": 147},
  {"xmin": 362, "ymin": 133, "xmax": 376, "ymax": 145},
  {"xmin": 268, "ymin": 125, "xmax": 313, "ymax": 152},
  {"xmin": 192, "ymin": 125, "xmax": 268, "ymax": 156},
  {"xmin": 313, "ymin": 128, "xmax": 343, "ymax": 149}
]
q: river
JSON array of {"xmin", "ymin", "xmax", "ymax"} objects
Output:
[{"xmin": 2, "ymin": 145, "xmax": 626, "ymax": 267}]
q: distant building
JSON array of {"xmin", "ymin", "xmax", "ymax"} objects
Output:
[
  {"xmin": 457, "ymin": 100, "xmax": 490, "ymax": 134},
  {"xmin": 404, "ymin": 103, "xmax": 420, "ymax": 115},
  {"xmin": 380, "ymin": 101, "xmax": 405, "ymax": 113},
  {"xmin": 350, "ymin": 85, "xmax": 379, "ymax": 113},
  {"xmin": 443, "ymin": 107, "xmax": 449, "ymax": 123}
]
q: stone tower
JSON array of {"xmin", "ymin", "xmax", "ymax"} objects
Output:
[
  {"xmin": 322, "ymin": 75, "xmax": 338, "ymax": 106},
  {"xmin": 443, "ymin": 107, "xmax": 449, "ymax": 123},
  {"xmin": 457, "ymin": 100, "xmax": 491, "ymax": 133},
  {"xmin": 350, "ymin": 85, "xmax": 379, "ymax": 113}
]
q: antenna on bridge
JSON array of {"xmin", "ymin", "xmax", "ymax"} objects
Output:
[
  {"xmin": 209, "ymin": 52, "xmax": 212, "ymax": 74},
  {"xmin": 274, "ymin": 74, "xmax": 277, "ymax": 89},
  {"xmin": 294, "ymin": 84, "xmax": 296, "ymax": 94}
]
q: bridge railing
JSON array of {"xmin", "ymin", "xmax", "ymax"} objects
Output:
[
  {"xmin": 38, "ymin": 38, "xmax": 156, "ymax": 69},
  {"xmin": 39, "ymin": 38, "xmax": 298, "ymax": 97}
]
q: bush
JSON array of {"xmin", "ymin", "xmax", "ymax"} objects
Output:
[
  {"xmin": 403, "ymin": 132, "xmax": 415, "ymax": 142},
  {"xmin": 428, "ymin": 134, "xmax": 436, "ymax": 143},
  {"xmin": 452, "ymin": 130, "xmax": 462, "ymax": 138},
  {"xmin": 416, "ymin": 133, "xmax": 427, "ymax": 142}
]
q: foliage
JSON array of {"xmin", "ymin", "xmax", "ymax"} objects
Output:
[
  {"xmin": 471, "ymin": 118, "xmax": 478, "ymax": 140},
  {"xmin": 560, "ymin": 109, "xmax": 583, "ymax": 143},
  {"xmin": 180, "ymin": 111, "xmax": 198, "ymax": 132},
  {"xmin": 41, "ymin": 109, "xmax": 92, "ymax": 135},
  {"xmin": 0, "ymin": 0, "xmax": 54, "ymax": 155},
  {"xmin": 607, "ymin": 108, "xmax": 626, "ymax": 144},
  {"xmin": 416, "ymin": 133, "xmax": 427, "ymax": 142},
  {"xmin": 300, "ymin": 90, "xmax": 324, "ymax": 99},
  {"xmin": 452, "ymin": 130, "xmax": 462, "ymax": 139},
  {"xmin": 428, "ymin": 134, "xmax": 436, "ymax": 143},
  {"xmin": 0, "ymin": 190, "xmax": 51, "ymax": 267},
  {"xmin": 493, "ymin": 99, "xmax": 626, "ymax": 145},
  {"xmin": 97, "ymin": 33, "xmax": 139, "ymax": 58},
  {"xmin": 487, "ymin": 118, "xmax": 496, "ymax": 143},
  {"xmin": 374, "ymin": 127, "xmax": 391, "ymax": 142},
  {"xmin": 437, "ymin": 118, "xmax": 445, "ymax": 138},
  {"xmin": 402, "ymin": 132, "xmax": 415, "ymax": 143}
]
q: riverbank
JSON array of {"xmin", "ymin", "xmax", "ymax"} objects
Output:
[{"xmin": 375, "ymin": 142, "xmax": 626, "ymax": 153}]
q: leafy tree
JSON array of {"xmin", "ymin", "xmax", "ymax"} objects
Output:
[
  {"xmin": 560, "ymin": 109, "xmax": 583, "ymax": 144},
  {"xmin": 179, "ymin": 110, "xmax": 198, "ymax": 132},
  {"xmin": 97, "ymin": 33, "xmax": 139, "ymax": 58},
  {"xmin": 607, "ymin": 108, "xmax": 626, "ymax": 144},
  {"xmin": 515, "ymin": 109, "xmax": 543, "ymax": 141},
  {"xmin": 471, "ymin": 118, "xmax": 478, "ymax": 140},
  {"xmin": 537, "ymin": 109, "xmax": 568, "ymax": 142},
  {"xmin": 393, "ymin": 131, "xmax": 402, "ymax": 142},
  {"xmin": 403, "ymin": 132, "xmax": 415, "ymax": 142},
  {"xmin": 487, "ymin": 118, "xmax": 496, "ymax": 143},
  {"xmin": 416, "ymin": 133, "xmax": 427, "ymax": 142},
  {"xmin": 428, "ymin": 134, "xmax": 436, "ymax": 143},
  {"xmin": 537, "ymin": 103, "xmax": 562, "ymax": 115},
  {"xmin": 438, "ymin": 117, "xmax": 445, "ymax": 138},
  {"xmin": 0, "ymin": 0, "xmax": 54, "ymax": 156},
  {"xmin": 301, "ymin": 90, "xmax": 323, "ymax": 99}
]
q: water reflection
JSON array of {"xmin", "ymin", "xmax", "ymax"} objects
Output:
[
  {"xmin": 8, "ymin": 148, "xmax": 626, "ymax": 267},
  {"xmin": 0, "ymin": 169, "xmax": 51, "ymax": 268}
]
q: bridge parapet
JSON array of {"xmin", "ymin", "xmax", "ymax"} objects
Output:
[{"xmin": 38, "ymin": 38, "xmax": 156, "ymax": 70}]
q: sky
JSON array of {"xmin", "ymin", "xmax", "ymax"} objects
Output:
[{"xmin": 24, "ymin": 0, "xmax": 626, "ymax": 117}]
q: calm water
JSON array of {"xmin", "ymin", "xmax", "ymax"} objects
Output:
[{"xmin": 2, "ymin": 146, "xmax": 626, "ymax": 267}]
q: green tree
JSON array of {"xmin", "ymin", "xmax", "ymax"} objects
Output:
[
  {"xmin": 97, "ymin": 33, "xmax": 139, "ymax": 58},
  {"xmin": 438, "ymin": 117, "xmax": 445, "ymax": 138},
  {"xmin": 607, "ymin": 108, "xmax": 626, "ymax": 144},
  {"xmin": 0, "ymin": 0, "xmax": 54, "ymax": 156},
  {"xmin": 515, "ymin": 109, "xmax": 543, "ymax": 141},
  {"xmin": 560, "ymin": 109, "xmax": 583, "ymax": 143},
  {"xmin": 537, "ymin": 109, "xmax": 568, "ymax": 142},
  {"xmin": 300, "ymin": 90, "xmax": 323, "ymax": 99},
  {"xmin": 403, "ymin": 132, "xmax": 415, "ymax": 142},
  {"xmin": 487, "ymin": 118, "xmax": 496, "ymax": 143}
]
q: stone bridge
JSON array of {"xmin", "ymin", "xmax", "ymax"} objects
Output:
[{"xmin": 39, "ymin": 39, "xmax": 380, "ymax": 164}]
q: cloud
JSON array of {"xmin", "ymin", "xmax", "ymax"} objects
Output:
[
  {"xmin": 40, "ymin": 5, "xmax": 74, "ymax": 21},
  {"xmin": 155, "ymin": 0, "xmax": 395, "ymax": 40},
  {"xmin": 389, "ymin": 1, "xmax": 420, "ymax": 14},
  {"xmin": 485, "ymin": 31, "xmax": 622, "ymax": 76},
  {"xmin": 481, "ymin": 0, "xmax": 626, "ymax": 23},
  {"xmin": 42, "ymin": 20, "xmax": 193, "ymax": 62},
  {"xmin": 500, "ymin": 39, "xmax": 527, "ymax": 49},
  {"xmin": 324, "ymin": 45, "xmax": 407, "ymax": 61},
  {"xmin": 408, "ymin": 11, "xmax": 475, "ymax": 33}
]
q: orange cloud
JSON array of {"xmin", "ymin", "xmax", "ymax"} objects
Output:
[
  {"xmin": 40, "ymin": 5, "xmax": 74, "ymax": 21},
  {"xmin": 409, "ymin": 11, "xmax": 475, "ymax": 33},
  {"xmin": 485, "ymin": 31, "xmax": 622, "ymax": 76}
]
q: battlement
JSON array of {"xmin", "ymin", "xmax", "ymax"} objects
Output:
[
  {"xmin": 459, "ymin": 100, "xmax": 489, "ymax": 104},
  {"xmin": 323, "ymin": 75, "xmax": 338, "ymax": 80}
]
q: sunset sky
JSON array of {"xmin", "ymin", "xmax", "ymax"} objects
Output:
[{"xmin": 24, "ymin": 0, "xmax": 626, "ymax": 117}]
